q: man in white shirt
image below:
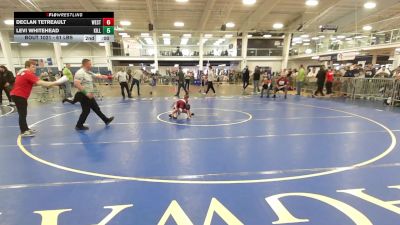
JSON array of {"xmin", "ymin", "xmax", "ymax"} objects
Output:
[
  {"xmin": 205, "ymin": 66, "xmax": 216, "ymax": 95},
  {"xmin": 376, "ymin": 65, "xmax": 391, "ymax": 77},
  {"xmin": 130, "ymin": 69, "xmax": 142, "ymax": 96},
  {"xmin": 115, "ymin": 69, "xmax": 131, "ymax": 99}
]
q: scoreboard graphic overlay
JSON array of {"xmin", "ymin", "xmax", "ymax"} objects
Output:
[{"xmin": 14, "ymin": 12, "xmax": 114, "ymax": 43}]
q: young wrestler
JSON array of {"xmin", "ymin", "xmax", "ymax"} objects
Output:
[
  {"xmin": 273, "ymin": 74, "xmax": 289, "ymax": 99},
  {"xmin": 260, "ymin": 73, "xmax": 273, "ymax": 98},
  {"xmin": 169, "ymin": 94, "xmax": 194, "ymax": 119}
]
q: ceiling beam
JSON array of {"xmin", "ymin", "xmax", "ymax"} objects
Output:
[
  {"xmin": 238, "ymin": 0, "xmax": 282, "ymax": 32},
  {"xmin": 286, "ymin": 0, "xmax": 342, "ymax": 32},
  {"xmin": 328, "ymin": 0, "xmax": 400, "ymax": 33},
  {"xmin": 223, "ymin": 1, "xmax": 235, "ymax": 23},
  {"xmin": 77, "ymin": 0, "xmax": 98, "ymax": 11},
  {"xmin": 145, "ymin": 0, "xmax": 155, "ymax": 25},
  {"xmin": 339, "ymin": 2, "xmax": 400, "ymax": 32},
  {"xmin": 198, "ymin": 0, "xmax": 217, "ymax": 31}
]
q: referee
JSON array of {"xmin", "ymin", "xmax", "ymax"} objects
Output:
[{"xmin": 73, "ymin": 59, "xmax": 114, "ymax": 131}]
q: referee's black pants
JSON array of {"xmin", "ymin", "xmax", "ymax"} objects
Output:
[{"xmin": 74, "ymin": 92, "xmax": 108, "ymax": 127}]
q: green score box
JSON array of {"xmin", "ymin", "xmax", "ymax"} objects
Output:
[{"xmin": 103, "ymin": 26, "xmax": 114, "ymax": 35}]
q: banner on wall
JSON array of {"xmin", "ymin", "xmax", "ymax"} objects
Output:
[
  {"xmin": 29, "ymin": 58, "xmax": 53, "ymax": 67},
  {"xmin": 337, "ymin": 52, "xmax": 357, "ymax": 61}
]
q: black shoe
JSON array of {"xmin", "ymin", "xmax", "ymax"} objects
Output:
[
  {"xmin": 273, "ymin": 95, "xmax": 276, "ymax": 98},
  {"xmin": 105, "ymin": 116, "xmax": 114, "ymax": 126},
  {"xmin": 173, "ymin": 116, "xmax": 177, "ymax": 119},
  {"xmin": 169, "ymin": 114, "xmax": 173, "ymax": 118},
  {"xmin": 75, "ymin": 126, "xmax": 89, "ymax": 131},
  {"xmin": 62, "ymin": 99, "xmax": 67, "ymax": 104},
  {"xmin": 191, "ymin": 113, "xmax": 195, "ymax": 116},
  {"xmin": 284, "ymin": 95, "xmax": 287, "ymax": 99}
]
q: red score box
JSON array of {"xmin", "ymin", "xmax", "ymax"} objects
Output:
[{"xmin": 102, "ymin": 18, "xmax": 114, "ymax": 26}]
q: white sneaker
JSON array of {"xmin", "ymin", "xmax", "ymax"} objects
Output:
[{"xmin": 21, "ymin": 130, "xmax": 36, "ymax": 137}]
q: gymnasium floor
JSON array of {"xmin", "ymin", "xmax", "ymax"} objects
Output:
[{"xmin": 0, "ymin": 94, "xmax": 400, "ymax": 225}]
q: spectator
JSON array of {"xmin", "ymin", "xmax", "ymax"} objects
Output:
[
  {"xmin": 62, "ymin": 63, "xmax": 73, "ymax": 99},
  {"xmin": 313, "ymin": 66, "xmax": 326, "ymax": 97},
  {"xmin": 376, "ymin": 65, "xmax": 391, "ymax": 77},
  {"xmin": 253, "ymin": 66, "xmax": 261, "ymax": 93},
  {"xmin": 205, "ymin": 66, "xmax": 216, "ymax": 95},
  {"xmin": 175, "ymin": 66, "xmax": 188, "ymax": 98},
  {"xmin": 364, "ymin": 63, "xmax": 376, "ymax": 78},
  {"xmin": 242, "ymin": 66, "xmax": 250, "ymax": 94},
  {"xmin": 184, "ymin": 70, "xmax": 191, "ymax": 91},
  {"xmin": 307, "ymin": 67, "xmax": 317, "ymax": 77},
  {"xmin": 0, "ymin": 65, "xmax": 15, "ymax": 106},
  {"xmin": 130, "ymin": 68, "xmax": 142, "ymax": 97},
  {"xmin": 343, "ymin": 67, "xmax": 355, "ymax": 77},
  {"xmin": 325, "ymin": 67, "xmax": 334, "ymax": 95},
  {"xmin": 296, "ymin": 65, "xmax": 306, "ymax": 96}
]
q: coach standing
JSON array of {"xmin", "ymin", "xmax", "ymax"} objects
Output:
[
  {"xmin": 0, "ymin": 65, "xmax": 15, "ymax": 106},
  {"xmin": 73, "ymin": 59, "xmax": 114, "ymax": 131},
  {"xmin": 11, "ymin": 61, "xmax": 60, "ymax": 137}
]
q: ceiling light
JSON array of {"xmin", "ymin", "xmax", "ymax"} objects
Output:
[
  {"xmin": 337, "ymin": 35, "xmax": 346, "ymax": 39},
  {"xmin": 176, "ymin": 0, "xmax": 188, "ymax": 2},
  {"xmin": 204, "ymin": 34, "xmax": 213, "ymax": 38},
  {"xmin": 60, "ymin": 43, "xmax": 69, "ymax": 46},
  {"xmin": 141, "ymin": 33, "xmax": 150, "ymax": 37},
  {"xmin": 330, "ymin": 37, "xmax": 337, "ymax": 40},
  {"xmin": 225, "ymin": 34, "xmax": 234, "ymax": 38},
  {"xmin": 300, "ymin": 34, "xmax": 309, "ymax": 38},
  {"xmin": 303, "ymin": 39, "xmax": 311, "ymax": 42},
  {"xmin": 363, "ymin": 25, "xmax": 372, "ymax": 31},
  {"xmin": 247, "ymin": 34, "xmax": 253, "ymax": 38},
  {"xmin": 162, "ymin": 33, "xmax": 170, "ymax": 37},
  {"xmin": 4, "ymin": 20, "xmax": 13, "ymax": 25},
  {"xmin": 364, "ymin": 2, "xmax": 376, "ymax": 9},
  {"xmin": 303, "ymin": 43, "xmax": 310, "ymax": 46},
  {"xmin": 263, "ymin": 34, "xmax": 272, "ymax": 38},
  {"xmin": 243, "ymin": 0, "xmax": 256, "ymax": 5},
  {"xmin": 218, "ymin": 38, "xmax": 226, "ymax": 42},
  {"xmin": 183, "ymin": 34, "xmax": 192, "ymax": 38},
  {"xmin": 118, "ymin": 32, "xmax": 128, "ymax": 36},
  {"xmin": 21, "ymin": 43, "xmax": 29, "ymax": 47},
  {"xmin": 119, "ymin": 20, "xmax": 131, "ymax": 26},
  {"xmin": 345, "ymin": 38, "xmax": 353, "ymax": 41},
  {"xmin": 318, "ymin": 35, "xmax": 325, "ymax": 38},
  {"xmin": 226, "ymin": 22, "xmax": 235, "ymax": 28},
  {"xmin": 273, "ymin": 23, "xmax": 284, "ymax": 29},
  {"xmin": 122, "ymin": 34, "xmax": 131, "ymax": 38},
  {"xmin": 174, "ymin": 21, "xmax": 184, "ymax": 27},
  {"xmin": 305, "ymin": 49, "xmax": 313, "ymax": 54},
  {"xmin": 355, "ymin": 36, "xmax": 363, "ymax": 39},
  {"xmin": 311, "ymin": 37, "xmax": 319, "ymax": 40},
  {"xmin": 98, "ymin": 43, "xmax": 106, "ymax": 47},
  {"xmin": 305, "ymin": 0, "xmax": 319, "ymax": 7}
]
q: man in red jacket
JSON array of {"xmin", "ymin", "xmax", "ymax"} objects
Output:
[{"xmin": 11, "ymin": 61, "xmax": 61, "ymax": 137}]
